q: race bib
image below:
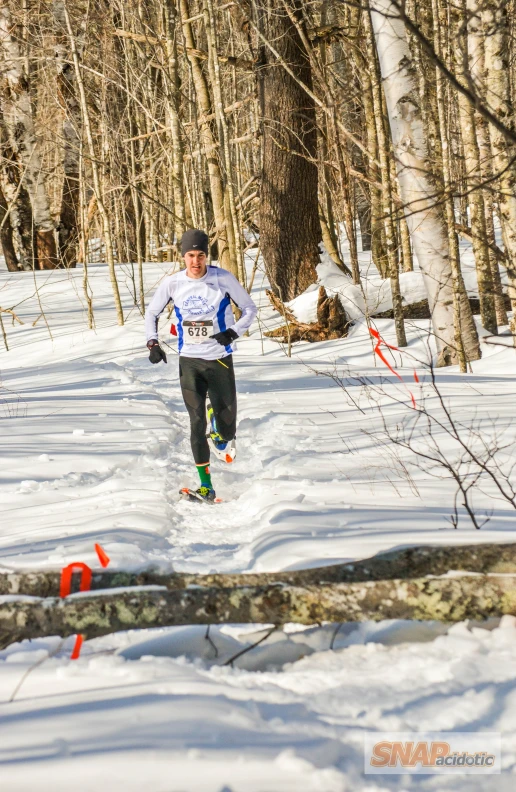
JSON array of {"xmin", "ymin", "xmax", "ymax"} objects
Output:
[{"xmin": 183, "ymin": 320, "xmax": 213, "ymax": 344}]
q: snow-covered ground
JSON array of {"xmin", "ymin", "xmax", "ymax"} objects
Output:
[{"xmin": 1, "ymin": 250, "xmax": 516, "ymax": 790}]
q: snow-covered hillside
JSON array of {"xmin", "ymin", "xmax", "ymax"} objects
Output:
[{"xmin": 1, "ymin": 255, "xmax": 516, "ymax": 790}]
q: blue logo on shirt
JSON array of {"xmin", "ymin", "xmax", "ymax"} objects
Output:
[{"xmin": 182, "ymin": 295, "xmax": 215, "ymax": 316}]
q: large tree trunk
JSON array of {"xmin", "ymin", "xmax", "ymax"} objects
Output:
[
  {"xmin": 0, "ymin": 4, "xmax": 58, "ymax": 270},
  {"xmin": 259, "ymin": 1, "xmax": 320, "ymax": 301},
  {"xmin": 370, "ymin": 0, "xmax": 480, "ymax": 366},
  {"xmin": 2, "ymin": 542, "xmax": 516, "ymax": 648}
]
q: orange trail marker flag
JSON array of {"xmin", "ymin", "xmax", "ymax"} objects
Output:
[
  {"xmin": 59, "ymin": 562, "xmax": 92, "ymax": 599},
  {"xmin": 95, "ymin": 543, "xmax": 110, "ymax": 568},
  {"xmin": 369, "ymin": 328, "xmax": 417, "ymax": 409},
  {"xmin": 70, "ymin": 634, "xmax": 83, "ymax": 660}
]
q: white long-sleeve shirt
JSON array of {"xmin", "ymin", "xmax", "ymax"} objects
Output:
[{"xmin": 145, "ymin": 265, "xmax": 258, "ymax": 359}]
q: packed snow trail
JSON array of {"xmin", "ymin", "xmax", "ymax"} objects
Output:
[{"xmin": 1, "ymin": 261, "xmax": 515, "ymax": 575}]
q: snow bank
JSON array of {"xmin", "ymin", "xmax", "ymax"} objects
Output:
[
  {"xmin": 287, "ymin": 244, "xmax": 494, "ymax": 325},
  {"xmin": 2, "ymin": 617, "xmax": 516, "ymax": 790},
  {"xmin": 288, "ymin": 253, "xmax": 430, "ymax": 324}
]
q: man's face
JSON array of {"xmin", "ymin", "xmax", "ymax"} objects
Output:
[{"xmin": 184, "ymin": 250, "xmax": 207, "ymax": 279}]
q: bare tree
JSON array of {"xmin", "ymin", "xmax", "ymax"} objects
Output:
[
  {"xmin": 0, "ymin": 4, "xmax": 57, "ymax": 269},
  {"xmin": 482, "ymin": 0, "xmax": 516, "ymax": 339},
  {"xmin": 53, "ymin": 0, "xmax": 81, "ymax": 269}
]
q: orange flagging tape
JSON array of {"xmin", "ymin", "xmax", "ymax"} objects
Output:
[
  {"xmin": 369, "ymin": 328, "xmax": 417, "ymax": 408},
  {"xmin": 70, "ymin": 634, "xmax": 83, "ymax": 660},
  {"xmin": 60, "ymin": 545, "xmax": 112, "ymax": 659},
  {"xmin": 59, "ymin": 562, "xmax": 93, "ymax": 599},
  {"xmin": 95, "ymin": 543, "xmax": 110, "ymax": 568}
]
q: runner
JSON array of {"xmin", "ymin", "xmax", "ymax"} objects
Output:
[{"xmin": 145, "ymin": 229, "xmax": 258, "ymax": 502}]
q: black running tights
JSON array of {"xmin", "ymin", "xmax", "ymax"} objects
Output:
[{"xmin": 179, "ymin": 355, "xmax": 237, "ymax": 464}]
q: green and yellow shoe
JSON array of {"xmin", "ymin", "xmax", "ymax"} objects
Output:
[
  {"xmin": 206, "ymin": 402, "xmax": 236, "ymax": 463},
  {"xmin": 180, "ymin": 486, "xmax": 219, "ymax": 504}
]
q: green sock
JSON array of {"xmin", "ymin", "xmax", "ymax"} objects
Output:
[{"xmin": 196, "ymin": 463, "xmax": 213, "ymax": 489}]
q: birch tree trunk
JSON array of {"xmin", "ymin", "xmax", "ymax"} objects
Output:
[
  {"xmin": 0, "ymin": 4, "xmax": 57, "ymax": 270},
  {"xmin": 53, "ymin": 0, "xmax": 81, "ymax": 269},
  {"xmin": 3, "ymin": 542, "xmax": 516, "ymax": 647},
  {"xmin": 370, "ymin": 0, "xmax": 480, "ymax": 365},
  {"xmin": 5, "ymin": 572, "xmax": 516, "ymax": 647},
  {"xmin": 363, "ymin": 7, "xmax": 406, "ymax": 345},
  {"xmin": 482, "ymin": 0, "xmax": 516, "ymax": 339}
]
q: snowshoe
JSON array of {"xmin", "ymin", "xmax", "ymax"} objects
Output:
[
  {"xmin": 207, "ymin": 401, "xmax": 237, "ymax": 463},
  {"xmin": 179, "ymin": 486, "xmax": 222, "ymax": 504}
]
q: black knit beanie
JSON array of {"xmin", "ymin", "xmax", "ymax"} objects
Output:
[{"xmin": 181, "ymin": 229, "xmax": 209, "ymax": 256}]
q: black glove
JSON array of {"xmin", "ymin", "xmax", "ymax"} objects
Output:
[
  {"xmin": 210, "ymin": 328, "xmax": 238, "ymax": 347},
  {"xmin": 147, "ymin": 340, "xmax": 167, "ymax": 364}
]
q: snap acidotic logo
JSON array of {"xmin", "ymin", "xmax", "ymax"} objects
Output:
[
  {"xmin": 370, "ymin": 741, "xmax": 495, "ymax": 768},
  {"xmin": 364, "ymin": 732, "xmax": 501, "ymax": 775},
  {"xmin": 182, "ymin": 295, "xmax": 215, "ymax": 316}
]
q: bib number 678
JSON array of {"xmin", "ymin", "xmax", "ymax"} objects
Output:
[
  {"xmin": 188, "ymin": 326, "xmax": 208, "ymax": 339},
  {"xmin": 183, "ymin": 319, "xmax": 213, "ymax": 343}
]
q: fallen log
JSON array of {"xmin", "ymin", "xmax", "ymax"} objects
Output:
[
  {"xmin": 2, "ymin": 541, "xmax": 516, "ymax": 598},
  {"xmin": 2, "ymin": 543, "xmax": 516, "ymax": 648},
  {"xmin": 2, "ymin": 572, "xmax": 516, "ymax": 648},
  {"xmin": 265, "ymin": 285, "xmax": 350, "ymax": 343},
  {"xmin": 375, "ymin": 294, "xmax": 512, "ymax": 321}
]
